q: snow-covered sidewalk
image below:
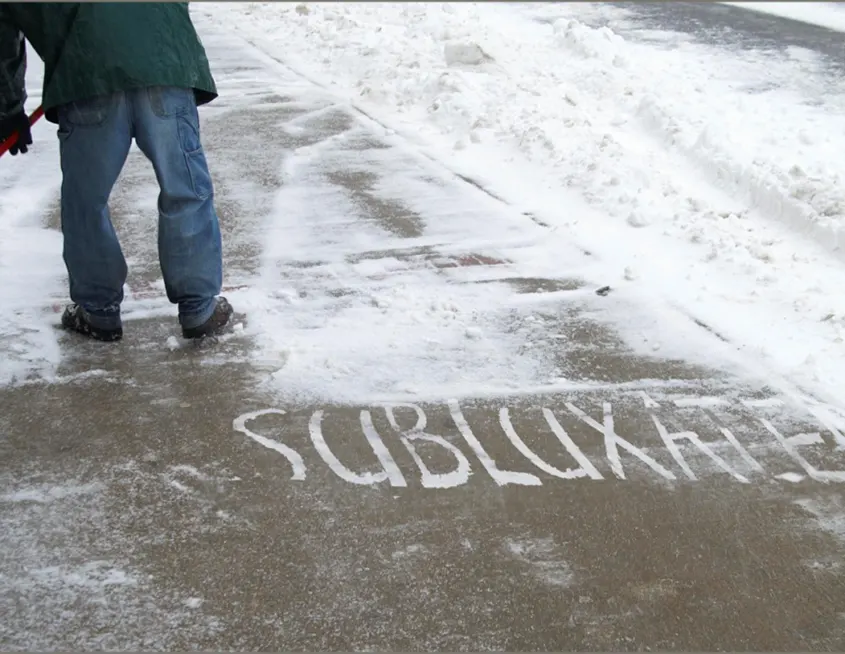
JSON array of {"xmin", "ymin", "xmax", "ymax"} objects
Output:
[
  {"xmin": 6, "ymin": 13, "xmax": 845, "ymax": 651},
  {"xmin": 205, "ymin": 1, "xmax": 845, "ymax": 411}
]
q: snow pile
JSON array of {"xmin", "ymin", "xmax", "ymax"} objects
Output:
[
  {"xmin": 443, "ymin": 41, "xmax": 490, "ymax": 67},
  {"xmin": 204, "ymin": 2, "xmax": 845, "ymax": 409},
  {"xmin": 213, "ymin": 2, "xmax": 845, "ymax": 254}
]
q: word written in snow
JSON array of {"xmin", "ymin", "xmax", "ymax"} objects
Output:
[{"xmin": 232, "ymin": 396, "xmax": 845, "ymax": 488}]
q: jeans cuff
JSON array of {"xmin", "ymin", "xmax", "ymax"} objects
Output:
[
  {"xmin": 82, "ymin": 305, "xmax": 122, "ymax": 330},
  {"xmin": 179, "ymin": 298, "xmax": 217, "ymax": 329}
]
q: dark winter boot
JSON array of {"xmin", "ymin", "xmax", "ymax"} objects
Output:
[
  {"xmin": 182, "ymin": 297, "xmax": 234, "ymax": 339},
  {"xmin": 61, "ymin": 304, "xmax": 123, "ymax": 342}
]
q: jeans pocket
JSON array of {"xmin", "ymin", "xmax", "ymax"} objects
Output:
[
  {"xmin": 176, "ymin": 110, "xmax": 202, "ymax": 154},
  {"xmin": 148, "ymin": 86, "xmax": 195, "ymax": 118},
  {"xmin": 172, "ymin": 100, "xmax": 212, "ymax": 199},
  {"xmin": 57, "ymin": 123, "xmax": 72, "ymax": 141},
  {"xmin": 61, "ymin": 93, "xmax": 115, "ymax": 128},
  {"xmin": 186, "ymin": 147, "xmax": 214, "ymax": 201}
]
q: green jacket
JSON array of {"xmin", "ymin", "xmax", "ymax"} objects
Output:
[{"xmin": 0, "ymin": 2, "xmax": 217, "ymax": 124}]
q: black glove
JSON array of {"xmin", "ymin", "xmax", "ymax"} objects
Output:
[{"xmin": 0, "ymin": 110, "xmax": 32, "ymax": 155}]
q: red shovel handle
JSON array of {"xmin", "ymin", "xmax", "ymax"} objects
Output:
[{"xmin": 0, "ymin": 105, "xmax": 44, "ymax": 157}]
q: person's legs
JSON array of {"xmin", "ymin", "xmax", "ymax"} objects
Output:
[
  {"xmin": 130, "ymin": 86, "xmax": 229, "ymax": 336},
  {"xmin": 57, "ymin": 92, "xmax": 132, "ymax": 339}
]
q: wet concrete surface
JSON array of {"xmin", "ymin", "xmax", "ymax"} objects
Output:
[{"xmin": 3, "ymin": 12, "xmax": 845, "ymax": 652}]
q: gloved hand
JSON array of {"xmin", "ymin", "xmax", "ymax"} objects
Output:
[{"xmin": 0, "ymin": 110, "xmax": 32, "ymax": 155}]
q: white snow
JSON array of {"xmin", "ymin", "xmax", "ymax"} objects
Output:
[
  {"xmin": 0, "ymin": 44, "xmax": 66, "ymax": 386},
  {"xmin": 194, "ymin": 1, "xmax": 845, "ymax": 410},
  {"xmin": 227, "ymin": 108, "xmax": 587, "ymax": 403}
]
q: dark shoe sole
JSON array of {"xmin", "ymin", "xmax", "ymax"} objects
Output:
[
  {"xmin": 182, "ymin": 297, "xmax": 234, "ymax": 340},
  {"xmin": 61, "ymin": 304, "xmax": 123, "ymax": 342}
]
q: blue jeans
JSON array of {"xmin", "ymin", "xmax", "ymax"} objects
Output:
[{"xmin": 57, "ymin": 86, "xmax": 222, "ymax": 331}]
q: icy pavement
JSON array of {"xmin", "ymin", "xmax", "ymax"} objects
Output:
[{"xmin": 3, "ymin": 6, "xmax": 845, "ymax": 651}]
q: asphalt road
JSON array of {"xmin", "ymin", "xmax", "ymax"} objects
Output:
[{"xmin": 611, "ymin": 1, "xmax": 845, "ymax": 67}]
